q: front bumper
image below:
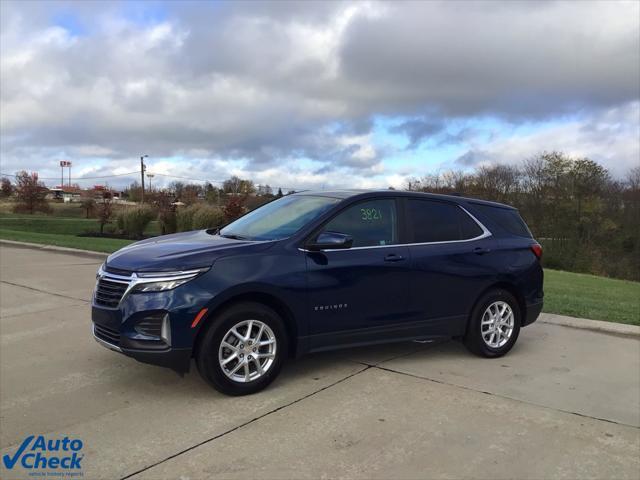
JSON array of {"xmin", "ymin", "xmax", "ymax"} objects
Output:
[{"xmin": 92, "ymin": 323, "xmax": 192, "ymax": 373}]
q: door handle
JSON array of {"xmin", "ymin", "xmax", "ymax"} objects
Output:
[
  {"xmin": 473, "ymin": 247, "xmax": 491, "ymax": 255},
  {"xmin": 384, "ymin": 253, "xmax": 405, "ymax": 262}
]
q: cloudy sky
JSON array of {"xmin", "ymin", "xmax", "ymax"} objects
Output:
[{"xmin": 1, "ymin": 0, "xmax": 639, "ymax": 190}]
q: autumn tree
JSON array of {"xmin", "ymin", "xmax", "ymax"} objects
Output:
[
  {"xmin": 13, "ymin": 171, "xmax": 51, "ymax": 214},
  {"xmin": 223, "ymin": 194, "xmax": 247, "ymax": 222},
  {"xmin": 181, "ymin": 184, "xmax": 202, "ymax": 205},
  {"xmin": 1, "ymin": 177, "xmax": 13, "ymax": 198}
]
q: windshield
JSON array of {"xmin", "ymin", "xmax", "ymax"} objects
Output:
[{"xmin": 219, "ymin": 195, "xmax": 340, "ymax": 241}]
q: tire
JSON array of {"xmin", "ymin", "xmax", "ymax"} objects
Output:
[
  {"xmin": 196, "ymin": 302, "xmax": 288, "ymax": 395},
  {"xmin": 464, "ymin": 289, "xmax": 521, "ymax": 358}
]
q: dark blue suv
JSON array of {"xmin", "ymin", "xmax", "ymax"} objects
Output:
[{"xmin": 92, "ymin": 190, "xmax": 543, "ymax": 395}]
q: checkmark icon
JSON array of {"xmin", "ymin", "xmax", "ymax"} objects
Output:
[{"xmin": 3, "ymin": 435, "xmax": 33, "ymax": 469}]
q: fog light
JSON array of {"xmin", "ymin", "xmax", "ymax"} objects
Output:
[{"xmin": 134, "ymin": 313, "xmax": 170, "ymax": 344}]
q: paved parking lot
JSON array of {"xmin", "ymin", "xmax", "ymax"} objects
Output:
[{"xmin": 1, "ymin": 244, "xmax": 639, "ymax": 479}]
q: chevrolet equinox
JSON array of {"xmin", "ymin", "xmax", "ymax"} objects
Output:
[{"xmin": 92, "ymin": 190, "xmax": 543, "ymax": 395}]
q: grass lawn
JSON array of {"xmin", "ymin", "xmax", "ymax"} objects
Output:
[
  {"xmin": 0, "ymin": 229, "xmax": 133, "ymax": 253},
  {"xmin": 543, "ymin": 269, "xmax": 639, "ymax": 325},
  {"xmin": 0, "ymin": 212, "xmax": 158, "ymax": 253},
  {"xmin": 0, "ymin": 214, "xmax": 161, "ymax": 236}
]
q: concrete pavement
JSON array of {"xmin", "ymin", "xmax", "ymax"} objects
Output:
[{"xmin": 1, "ymin": 245, "xmax": 638, "ymax": 479}]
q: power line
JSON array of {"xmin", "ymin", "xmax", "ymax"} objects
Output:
[{"xmin": 151, "ymin": 172, "xmax": 222, "ymax": 184}]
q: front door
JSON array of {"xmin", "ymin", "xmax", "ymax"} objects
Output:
[{"xmin": 304, "ymin": 198, "xmax": 411, "ymax": 345}]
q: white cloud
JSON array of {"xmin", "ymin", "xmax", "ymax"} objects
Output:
[
  {"xmin": 0, "ymin": 0, "xmax": 638, "ymax": 188},
  {"xmin": 454, "ymin": 102, "xmax": 640, "ymax": 177}
]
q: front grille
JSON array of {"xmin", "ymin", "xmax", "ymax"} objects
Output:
[
  {"xmin": 95, "ymin": 278, "xmax": 129, "ymax": 308},
  {"xmin": 94, "ymin": 323, "xmax": 121, "ymax": 345}
]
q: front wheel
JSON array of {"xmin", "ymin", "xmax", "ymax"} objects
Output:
[
  {"xmin": 196, "ymin": 302, "xmax": 288, "ymax": 395},
  {"xmin": 464, "ymin": 289, "xmax": 521, "ymax": 357}
]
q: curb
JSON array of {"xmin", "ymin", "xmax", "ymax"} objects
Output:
[
  {"xmin": 539, "ymin": 313, "xmax": 640, "ymax": 338},
  {"xmin": 0, "ymin": 239, "xmax": 109, "ymax": 260}
]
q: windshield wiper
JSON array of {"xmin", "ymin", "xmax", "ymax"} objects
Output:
[{"xmin": 219, "ymin": 233, "xmax": 250, "ymax": 241}]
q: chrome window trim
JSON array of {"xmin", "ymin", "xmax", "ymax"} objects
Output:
[
  {"xmin": 93, "ymin": 267, "xmax": 206, "ymax": 309},
  {"xmin": 298, "ymin": 205, "xmax": 491, "ymax": 252}
]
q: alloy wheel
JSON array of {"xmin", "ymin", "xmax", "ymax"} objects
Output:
[
  {"xmin": 481, "ymin": 301, "xmax": 514, "ymax": 348},
  {"xmin": 218, "ymin": 319, "xmax": 277, "ymax": 383}
]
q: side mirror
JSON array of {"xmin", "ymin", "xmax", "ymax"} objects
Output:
[{"xmin": 306, "ymin": 231, "xmax": 353, "ymax": 251}]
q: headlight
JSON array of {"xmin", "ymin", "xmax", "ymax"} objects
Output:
[{"xmin": 130, "ymin": 268, "xmax": 209, "ymax": 293}]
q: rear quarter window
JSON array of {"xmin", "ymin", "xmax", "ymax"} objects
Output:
[{"xmin": 471, "ymin": 204, "xmax": 531, "ymax": 238}]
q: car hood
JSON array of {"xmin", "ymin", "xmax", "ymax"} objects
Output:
[{"xmin": 106, "ymin": 230, "xmax": 274, "ymax": 272}]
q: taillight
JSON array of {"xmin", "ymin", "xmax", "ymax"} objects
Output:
[{"xmin": 530, "ymin": 243, "xmax": 543, "ymax": 260}]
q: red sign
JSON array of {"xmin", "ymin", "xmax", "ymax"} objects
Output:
[{"xmin": 59, "ymin": 161, "xmax": 72, "ymax": 167}]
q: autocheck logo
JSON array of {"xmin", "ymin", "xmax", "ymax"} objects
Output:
[{"xmin": 3, "ymin": 435, "xmax": 84, "ymax": 472}]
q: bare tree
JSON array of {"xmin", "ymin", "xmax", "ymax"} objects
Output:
[
  {"xmin": 97, "ymin": 195, "xmax": 113, "ymax": 234},
  {"xmin": 80, "ymin": 195, "xmax": 96, "ymax": 219}
]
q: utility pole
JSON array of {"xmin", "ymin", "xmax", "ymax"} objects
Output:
[
  {"xmin": 140, "ymin": 155, "xmax": 148, "ymax": 203},
  {"xmin": 147, "ymin": 173, "xmax": 154, "ymax": 192}
]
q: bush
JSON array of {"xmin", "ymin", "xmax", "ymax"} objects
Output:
[
  {"xmin": 192, "ymin": 205, "xmax": 224, "ymax": 230},
  {"xmin": 116, "ymin": 210, "xmax": 125, "ymax": 232},
  {"xmin": 103, "ymin": 223, "xmax": 117, "ymax": 234},
  {"xmin": 117, "ymin": 206, "xmax": 156, "ymax": 239},
  {"xmin": 176, "ymin": 205, "xmax": 199, "ymax": 232},
  {"xmin": 176, "ymin": 204, "xmax": 225, "ymax": 231}
]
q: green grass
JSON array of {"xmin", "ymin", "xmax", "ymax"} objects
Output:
[
  {"xmin": 0, "ymin": 214, "xmax": 161, "ymax": 236},
  {"xmin": 543, "ymin": 269, "xmax": 639, "ymax": 325},
  {"xmin": 0, "ymin": 229, "xmax": 133, "ymax": 253},
  {"xmin": 0, "ymin": 212, "xmax": 159, "ymax": 252},
  {"xmin": 0, "ymin": 215, "xmax": 102, "ymax": 235}
]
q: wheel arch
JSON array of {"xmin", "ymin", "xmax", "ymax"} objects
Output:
[
  {"xmin": 465, "ymin": 281, "xmax": 527, "ymax": 334},
  {"xmin": 193, "ymin": 291, "xmax": 299, "ymax": 359}
]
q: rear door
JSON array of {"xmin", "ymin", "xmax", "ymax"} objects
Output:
[
  {"xmin": 304, "ymin": 197, "xmax": 411, "ymax": 343},
  {"xmin": 404, "ymin": 199, "xmax": 495, "ymax": 336}
]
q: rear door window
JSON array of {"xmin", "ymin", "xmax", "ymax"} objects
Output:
[
  {"xmin": 320, "ymin": 199, "xmax": 398, "ymax": 247},
  {"xmin": 407, "ymin": 199, "xmax": 484, "ymax": 243}
]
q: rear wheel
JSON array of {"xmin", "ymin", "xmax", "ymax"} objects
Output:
[
  {"xmin": 464, "ymin": 289, "xmax": 521, "ymax": 357},
  {"xmin": 196, "ymin": 302, "xmax": 288, "ymax": 395}
]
